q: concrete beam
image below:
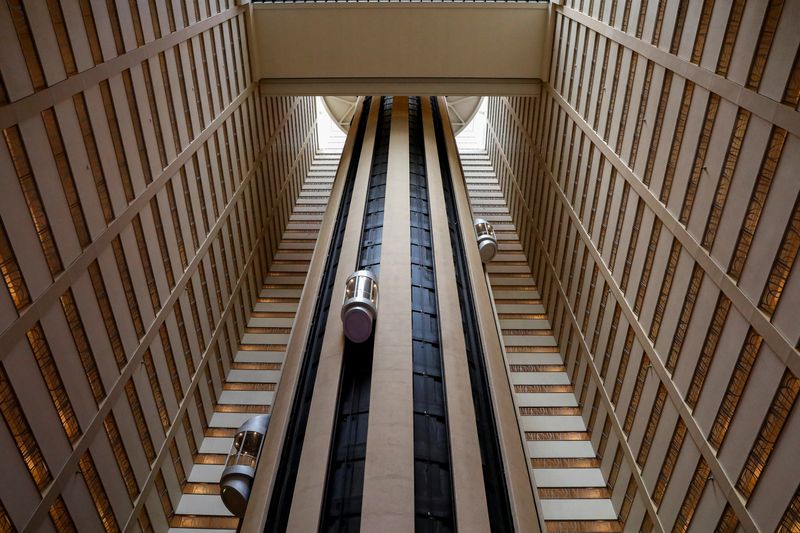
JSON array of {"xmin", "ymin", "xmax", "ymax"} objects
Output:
[
  {"xmin": 259, "ymin": 76, "xmax": 542, "ymax": 96},
  {"xmin": 252, "ymin": 3, "xmax": 548, "ymax": 95}
]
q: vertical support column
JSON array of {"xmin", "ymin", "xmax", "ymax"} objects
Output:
[
  {"xmin": 435, "ymin": 97, "xmax": 542, "ymax": 533},
  {"xmin": 243, "ymin": 98, "xmax": 376, "ymax": 532},
  {"xmin": 282, "ymin": 100, "xmax": 382, "ymax": 532},
  {"xmin": 360, "ymin": 97, "xmax": 415, "ymax": 532},
  {"xmin": 421, "ymin": 97, "xmax": 491, "ymax": 532}
]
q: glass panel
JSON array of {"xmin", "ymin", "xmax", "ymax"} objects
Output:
[
  {"xmin": 620, "ymin": 200, "xmax": 645, "ymax": 292},
  {"xmin": 708, "ymin": 329, "xmax": 762, "ymax": 450},
  {"xmin": 633, "ymin": 219, "xmax": 662, "ymax": 315},
  {"xmin": 716, "ymin": 0, "xmax": 746, "ymax": 76},
  {"xmin": 637, "ymin": 385, "xmax": 667, "ymax": 468},
  {"xmin": 649, "ymin": 238, "xmax": 681, "ymax": 341},
  {"xmin": 41, "ymin": 108, "xmax": 91, "ymax": 248},
  {"xmin": 650, "ymin": 0, "xmax": 668, "ymax": 47},
  {"xmin": 777, "ymin": 486, "xmax": 799, "ymax": 532},
  {"xmin": 4, "ymin": 125, "xmax": 63, "ymax": 276},
  {"xmin": 643, "ymin": 72, "xmax": 672, "ymax": 187},
  {"xmin": 691, "ymin": 0, "xmax": 715, "ymax": 64},
  {"xmin": 111, "ymin": 238, "xmax": 145, "ymax": 339},
  {"xmin": 783, "ymin": 50, "xmax": 800, "ymax": 108},
  {"xmin": 45, "ymin": 0, "xmax": 76, "ymax": 76},
  {"xmin": 47, "ymin": 496, "xmax": 76, "ymax": 533},
  {"xmin": 26, "ymin": 323, "xmax": 81, "ymax": 444},
  {"xmin": 746, "ymin": 0, "xmax": 785, "ymax": 90},
  {"xmin": 619, "ymin": 478, "xmax": 637, "ymax": 524},
  {"xmin": 78, "ymin": 451, "xmax": 119, "ymax": 532},
  {"xmin": 154, "ymin": 472, "xmax": 173, "ymax": 517},
  {"xmin": 703, "ymin": 109, "xmax": 750, "ymax": 250},
  {"xmin": 674, "ymin": 458, "xmax": 711, "ymax": 532},
  {"xmin": 681, "ymin": 94, "xmax": 720, "ymax": 224},
  {"xmin": 7, "ymin": 0, "xmax": 46, "ymax": 90},
  {"xmin": 659, "ymin": 81, "xmax": 694, "ymax": 203},
  {"xmin": 666, "ymin": 264, "xmax": 704, "ymax": 374},
  {"xmin": 60, "ymin": 289, "xmax": 105, "ymax": 406},
  {"xmin": 78, "ymin": 0, "xmax": 103, "ymax": 66},
  {"xmin": 653, "ymin": 420, "xmax": 687, "ymax": 507},
  {"xmin": 715, "ymin": 505, "xmax": 739, "ymax": 532},
  {"xmin": 125, "ymin": 380, "xmax": 156, "ymax": 464},
  {"xmin": 143, "ymin": 349, "xmax": 170, "ymax": 433},
  {"xmin": 227, "ymin": 431, "xmax": 262, "ymax": 468},
  {"xmin": 0, "ymin": 220, "xmax": 30, "ymax": 312},
  {"xmin": 669, "ymin": 0, "xmax": 690, "ymax": 54},
  {"xmin": 73, "ymin": 93, "xmax": 115, "ymax": 224},
  {"xmin": 728, "ymin": 127, "xmax": 787, "ymax": 281},
  {"xmin": 121, "ymin": 70, "xmax": 152, "ymax": 185},
  {"xmin": 736, "ymin": 370, "xmax": 799, "ymax": 499},
  {"xmin": 99, "ymin": 81, "xmax": 134, "ymax": 203},
  {"xmin": 628, "ymin": 62, "xmax": 654, "ymax": 166},
  {"xmin": 611, "ymin": 327, "xmax": 635, "ymax": 406},
  {"xmin": 0, "ymin": 498, "xmax": 14, "ymax": 533},
  {"xmin": 88, "ymin": 262, "xmax": 127, "ymax": 370},
  {"xmin": 103, "ymin": 413, "xmax": 139, "ymax": 502},
  {"xmin": 686, "ymin": 294, "xmax": 731, "ymax": 410},
  {"xmin": 0, "ymin": 364, "xmax": 52, "ymax": 491},
  {"xmin": 759, "ymin": 197, "xmax": 800, "ymax": 318},
  {"xmin": 623, "ymin": 355, "xmax": 649, "ymax": 435}
]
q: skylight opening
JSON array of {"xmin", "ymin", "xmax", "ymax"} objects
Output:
[
  {"xmin": 316, "ymin": 96, "xmax": 347, "ymax": 153},
  {"xmin": 316, "ymin": 96, "xmax": 487, "ymax": 154},
  {"xmin": 455, "ymin": 97, "xmax": 488, "ymax": 153}
]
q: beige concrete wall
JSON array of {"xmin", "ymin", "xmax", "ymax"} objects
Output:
[
  {"xmin": 487, "ymin": 1, "xmax": 800, "ymax": 531},
  {"xmin": 253, "ymin": 3, "xmax": 548, "ymax": 95},
  {"xmin": 0, "ymin": 3, "xmax": 318, "ymax": 531}
]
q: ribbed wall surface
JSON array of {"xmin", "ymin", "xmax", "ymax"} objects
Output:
[
  {"xmin": 462, "ymin": 150, "xmax": 618, "ymax": 532},
  {"xmin": 0, "ymin": 4, "xmax": 319, "ymax": 531},
  {"xmin": 483, "ymin": 2, "xmax": 800, "ymax": 531},
  {"xmin": 4, "ymin": 2, "xmax": 800, "ymax": 532}
]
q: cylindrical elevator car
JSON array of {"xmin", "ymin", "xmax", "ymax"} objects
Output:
[{"xmin": 220, "ymin": 414, "xmax": 270, "ymax": 517}]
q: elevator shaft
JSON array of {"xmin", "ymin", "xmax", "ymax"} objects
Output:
[{"xmin": 246, "ymin": 97, "xmax": 541, "ymax": 533}]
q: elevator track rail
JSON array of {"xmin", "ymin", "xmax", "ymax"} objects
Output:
[
  {"xmin": 432, "ymin": 97, "xmax": 515, "ymax": 533},
  {"xmin": 320, "ymin": 96, "xmax": 392, "ymax": 532},
  {"xmin": 265, "ymin": 97, "xmax": 372, "ymax": 533}
]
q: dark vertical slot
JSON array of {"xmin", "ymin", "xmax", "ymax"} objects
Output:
[
  {"xmin": 320, "ymin": 96, "xmax": 393, "ymax": 533},
  {"xmin": 409, "ymin": 97, "xmax": 455, "ymax": 532},
  {"xmin": 430, "ymin": 97, "xmax": 514, "ymax": 533},
  {"xmin": 265, "ymin": 97, "xmax": 372, "ymax": 533},
  {"xmin": 356, "ymin": 96, "xmax": 392, "ymax": 276}
]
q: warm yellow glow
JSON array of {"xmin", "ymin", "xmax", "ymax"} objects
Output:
[
  {"xmin": 779, "ymin": 489, "xmax": 800, "ymax": 532},
  {"xmin": 709, "ymin": 329, "xmax": 762, "ymax": 450},
  {"xmin": 47, "ymin": 497, "xmax": 75, "ymax": 532},
  {"xmin": 103, "ymin": 415, "xmax": 139, "ymax": 502},
  {"xmin": 759, "ymin": 201, "xmax": 799, "ymax": 318},
  {"xmin": 729, "ymin": 127, "xmax": 788, "ymax": 281},
  {"xmin": 4, "ymin": 125, "xmax": 63, "ymax": 276},
  {"xmin": 0, "ymin": 365, "xmax": 52, "ymax": 492},
  {"xmin": 0, "ymin": 222, "xmax": 30, "ymax": 311},
  {"xmin": 79, "ymin": 452, "xmax": 119, "ymax": 532},
  {"xmin": 736, "ymin": 371, "xmax": 799, "ymax": 499},
  {"xmin": 25, "ymin": 324, "xmax": 81, "ymax": 445},
  {"xmin": 674, "ymin": 460, "xmax": 711, "ymax": 532}
]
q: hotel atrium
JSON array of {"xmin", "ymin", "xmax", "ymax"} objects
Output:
[{"xmin": 0, "ymin": 1, "xmax": 798, "ymax": 532}]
